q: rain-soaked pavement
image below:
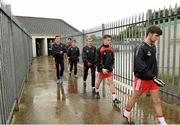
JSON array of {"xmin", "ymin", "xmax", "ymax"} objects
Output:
[{"xmin": 12, "ymin": 57, "xmax": 180, "ymax": 124}]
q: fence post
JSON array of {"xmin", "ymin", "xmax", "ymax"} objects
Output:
[
  {"xmin": 82, "ymin": 30, "xmax": 85, "ymax": 47},
  {"xmin": 101, "ymin": 24, "xmax": 106, "ymax": 97},
  {"xmin": 102, "ymin": 23, "xmax": 105, "ymax": 36},
  {"xmin": 146, "ymin": 9, "xmax": 153, "ymax": 25}
]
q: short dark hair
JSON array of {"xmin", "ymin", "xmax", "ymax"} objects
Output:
[
  {"xmin": 55, "ymin": 35, "xmax": 60, "ymax": 38},
  {"xmin": 103, "ymin": 34, "xmax": 112, "ymax": 39},
  {"xmin": 67, "ymin": 38, "xmax": 72, "ymax": 40},
  {"xmin": 146, "ymin": 25, "xmax": 162, "ymax": 36},
  {"xmin": 72, "ymin": 39, "xmax": 77, "ymax": 43}
]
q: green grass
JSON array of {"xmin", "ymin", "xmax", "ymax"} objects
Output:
[{"xmin": 158, "ymin": 74, "xmax": 179, "ymax": 85}]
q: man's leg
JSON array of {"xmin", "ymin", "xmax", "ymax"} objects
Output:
[
  {"xmin": 150, "ymin": 89, "xmax": 167, "ymax": 124},
  {"xmin": 55, "ymin": 62, "xmax": 60, "ymax": 99},
  {"xmin": 107, "ymin": 76, "xmax": 120, "ymax": 103},
  {"xmin": 74, "ymin": 61, "xmax": 77, "ymax": 75},
  {"xmin": 83, "ymin": 66, "xmax": 89, "ymax": 87},
  {"xmin": 124, "ymin": 90, "xmax": 143, "ymax": 123},
  {"xmin": 55, "ymin": 62, "xmax": 60, "ymax": 80},
  {"xmin": 95, "ymin": 75, "xmax": 103, "ymax": 99},
  {"xmin": 69, "ymin": 61, "xmax": 73, "ymax": 75},
  {"xmin": 59, "ymin": 61, "xmax": 64, "ymax": 84},
  {"xmin": 91, "ymin": 66, "xmax": 96, "ymax": 92}
]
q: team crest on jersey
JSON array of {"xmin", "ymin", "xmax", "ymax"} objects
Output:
[
  {"xmin": 86, "ymin": 50, "xmax": 89, "ymax": 53},
  {"xmin": 147, "ymin": 51, "xmax": 151, "ymax": 56}
]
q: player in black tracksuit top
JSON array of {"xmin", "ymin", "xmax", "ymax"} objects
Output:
[
  {"xmin": 123, "ymin": 26, "xmax": 167, "ymax": 124},
  {"xmin": 134, "ymin": 42, "xmax": 158, "ymax": 80},
  {"xmin": 95, "ymin": 35, "xmax": 120, "ymax": 104},
  {"xmin": 82, "ymin": 36, "xmax": 96, "ymax": 90},
  {"xmin": 52, "ymin": 36, "xmax": 67, "ymax": 84},
  {"xmin": 67, "ymin": 40, "xmax": 80, "ymax": 77},
  {"xmin": 96, "ymin": 44, "xmax": 114, "ymax": 74}
]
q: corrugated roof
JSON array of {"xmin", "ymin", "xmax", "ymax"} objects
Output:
[{"xmin": 16, "ymin": 16, "xmax": 80, "ymax": 35}]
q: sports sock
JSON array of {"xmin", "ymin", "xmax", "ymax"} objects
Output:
[
  {"xmin": 96, "ymin": 88, "xmax": 99, "ymax": 93},
  {"xmin": 123, "ymin": 109, "xmax": 131, "ymax": 118},
  {"xmin": 112, "ymin": 92, "xmax": 117, "ymax": 100},
  {"xmin": 157, "ymin": 117, "xmax": 167, "ymax": 124}
]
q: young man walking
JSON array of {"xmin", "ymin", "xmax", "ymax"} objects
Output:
[
  {"xmin": 82, "ymin": 36, "xmax": 96, "ymax": 93},
  {"xmin": 123, "ymin": 25, "xmax": 167, "ymax": 124},
  {"xmin": 95, "ymin": 34, "xmax": 120, "ymax": 104},
  {"xmin": 67, "ymin": 40, "xmax": 80, "ymax": 78},
  {"xmin": 52, "ymin": 35, "xmax": 66, "ymax": 99}
]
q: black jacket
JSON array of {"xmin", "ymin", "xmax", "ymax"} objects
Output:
[
  {"xmin": 96, "ymin": 44, "xmax": 114, "ymax": 72},
  {"xmin": 51, "ymin": 43, "xmax": 67, "ymax": 62},
  {"xmin": 82, "ymin": 46, "xmax": 96, "ymax": 65},
  {"xmin": 134, "ymin": 42, "xmax": 158, "ymax": 80},
  {"xmin": 67, "ymin": 46, "xmax": 80, "ymax": 62}
]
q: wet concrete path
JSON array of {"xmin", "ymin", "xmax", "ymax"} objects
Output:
[{"xmin": 12, "ymin": 57, "xmax": 180, "ymax": 124}]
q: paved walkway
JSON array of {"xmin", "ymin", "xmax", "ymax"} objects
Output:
[{"xmin": 12, "ymin": 57, "xmax": 180, "ymax": 124}]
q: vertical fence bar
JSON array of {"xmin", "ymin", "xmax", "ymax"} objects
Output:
[
  {"xmin": 165, "ymin": 6, "xmax": 172, "ymax": 94},
  {"xmin": 118, "ymin": 20, "xmax": 121, "ymax": 82},
  {"xmin": 82, "ymin": 30, "xmax": 85, "ymax": 47},
  {"xmin": 120, "ymin": 19, "xmax": 123, "ymax": 82},
  {"xmin": 115, "ymin": 21, "xmax": 117, "ymax": 81},
  {"xmin": 161, "ymin": 7, "xmax": 166, "ymax": 89},
  {"xmin": 178, "ymin": 47, "xmax": 180, "ymax": 104},
  {"xmin": 156, "ymin": 8, "xmax": 161, "ymax": 78},
  {"xmin": 131, "ymin": 16, "xmax": 134, "ymax": 87},
  {"xmin": 122, "ymin": 18, "xmax": 125, "ymax": 83},
  {"xmin": 171, "ymin": 4, "xmax": 177, "ymax": 95},
  {"xmin": 128, "ymin": 17, "xmax": 131, "ymax": 86},
  {"xmin": 125, "ymin": 18, "xmax": 128, "ymax": 86},
  {"xmin": 142, "ymin": 12, "xmax": 145, "ymax": 41}
]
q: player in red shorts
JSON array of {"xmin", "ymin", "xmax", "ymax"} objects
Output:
[
  {"xmin": 123, "ymin": 25, "xmax": 167, "ymax": 124},
  {"xmin": 95, "ymin": 34, "xmax": 120, "ymax": 104}
]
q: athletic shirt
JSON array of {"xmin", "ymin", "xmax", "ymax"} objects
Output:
[
  {"xmin": 52, "ymin": 43, "xmax": 66, "ymax": 62},
  {"xmin": 134, "ymin": 42, "xmax": 158, "ymax": 80},
  {"xmin": 67, "ymin": 46, "xmax": 80, "ymax": 62},
  {"xmin": 82, "ymin": 45, "xmax": 96, "ymax": 64},
  {"xmin": 96, "ymin": 44, "xmax": 114, "ymax": 72}
]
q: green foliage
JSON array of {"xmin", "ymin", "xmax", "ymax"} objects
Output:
[
  {"xmin": 158, "ymin": 74, "xmax": 179, "ymax": 85},
  {"xmin": 91, "ymin": 34, "xmax": 102, "ymax": 46},
  {"xmin": 177, "ymin": 7, "xmax": 180, "ymax": 14},
  {"xmin": 110, "ymin": 25, "xmax": 141, "ymax": 43},
  {"xmin": 153, "ymin": 7, "xmax": 180, "ymax": 19}
]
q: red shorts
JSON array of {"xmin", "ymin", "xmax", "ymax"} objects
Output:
[
  {"xmin": 99, "ymin": 72, "xmax": 113, "ymax": 79},
  {"xmin": 134, "ymin": 78, "xmax": 159, "ymax": 93}
]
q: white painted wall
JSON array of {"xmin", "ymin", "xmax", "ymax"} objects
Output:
[
  {"xmin": 31, "ymin": 35, "xmax": 55, "ymax": 57},
  {"xmin": 32, "ymin": 37, "xmax": 36, "ymax": 57}
]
